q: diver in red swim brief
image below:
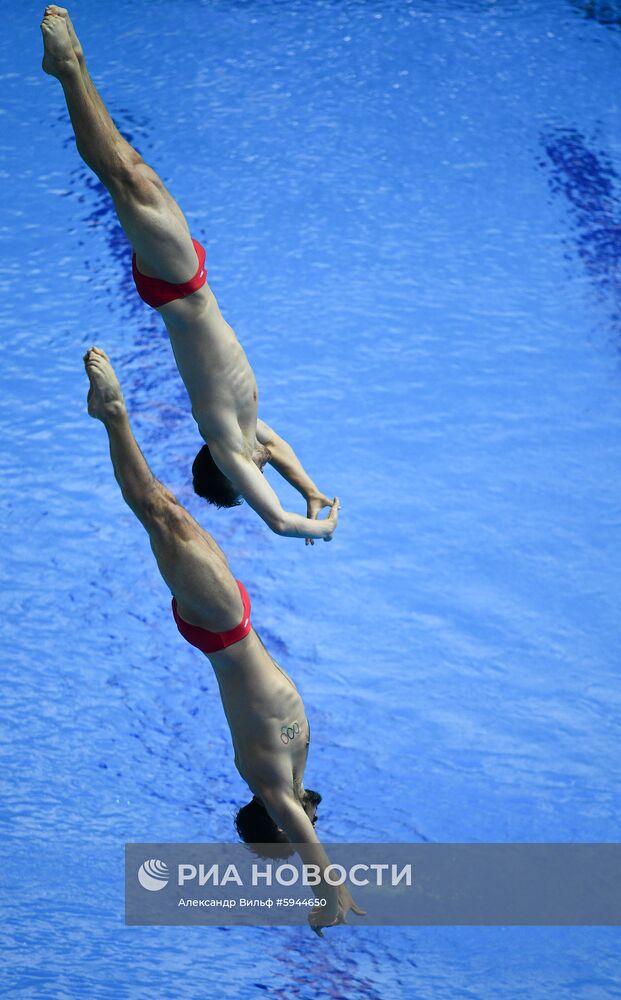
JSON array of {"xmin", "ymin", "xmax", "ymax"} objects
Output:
[
  {"xmin": 83, "ymin": 345, "xmax": 364, "ymax": 935},
  {"xmin": 43, "ymin": 6, "xmax": 339, "ymax": 544}
]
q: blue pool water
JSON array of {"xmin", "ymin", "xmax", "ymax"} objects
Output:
[{"xmin": 2, "ymin": 0, "xmax": 621, "ymax": 996}]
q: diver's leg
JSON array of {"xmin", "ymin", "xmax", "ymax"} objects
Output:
[
  {"xmin": 84, "ymin": 347, "xmax": 243, "ymax": 632},
  {"xmin": 41, "ymin": 7, "xmax": 198, "ymax": 283},
  {"xmin": 47, "ymin": 7, "xmax": 122, "ymax": 135}
]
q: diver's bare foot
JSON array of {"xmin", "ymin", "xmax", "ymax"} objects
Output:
[
  {"xmin": 44, "ymin": 6, "xmax": 83, "ymax": 63},
  {"xmin": 40, "ymin": 8, "xmax": 78, "ymax": 77},
  {"xmin": 84, "ymin": 348, "xmax": 125, "ymax": 422}
]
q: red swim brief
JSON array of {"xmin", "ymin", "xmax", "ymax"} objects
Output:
[
  {"xmin": 171, "ymin": 580, "xmax": 252, "ymax": 654},
  {"xmin": 132, "ymin": 239, "xmax": 207, "ymax": 308}
]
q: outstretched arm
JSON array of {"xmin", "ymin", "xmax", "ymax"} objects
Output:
[
  {"xmin": 210, "ymin": 440, "xmax": 339, "ymax": 542},
  {"xmin": 256, "ymin": 419, "xmax": 336, "ymax": 546},
  {"xmin": 258, "ymin": 786, "xmax": 365, "ymax": 936}
]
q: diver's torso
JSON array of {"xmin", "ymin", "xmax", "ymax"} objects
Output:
[{"xmin": 207, "ymin": 629, "xmax": 310, "ymax": 786}]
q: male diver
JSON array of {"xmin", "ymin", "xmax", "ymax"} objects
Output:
[
  {"xmin": 83, "ymin": 346, "xmax": 363, "ymax": 933},
  {"xmin": 41, "ymin": 6, "xmax": 339, "ymax": 543}
]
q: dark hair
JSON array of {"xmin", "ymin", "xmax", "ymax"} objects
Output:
[
  {"xmin": 235, "ymin": 790, "xmax": 322, "ymax": 859},
  {"xmin": 192, "ymin": 444, "xmax": 243, "ymax": 509}
]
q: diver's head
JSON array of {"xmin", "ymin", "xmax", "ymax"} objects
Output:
[
  {"xmin": 234, "ymin": 789, "xmax": 322, "ymax": 858},
  {"xmin": 300, "ymin": 788, "xmax": 322, "ymax": 823},
  {"xmin": 192, "ymin": 444, "xmax": 243, "ymax": 508}
]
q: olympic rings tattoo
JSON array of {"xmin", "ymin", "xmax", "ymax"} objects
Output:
[{"xmin": 280, "ymin": 721, "xmax": 301, "ymax": 745}]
